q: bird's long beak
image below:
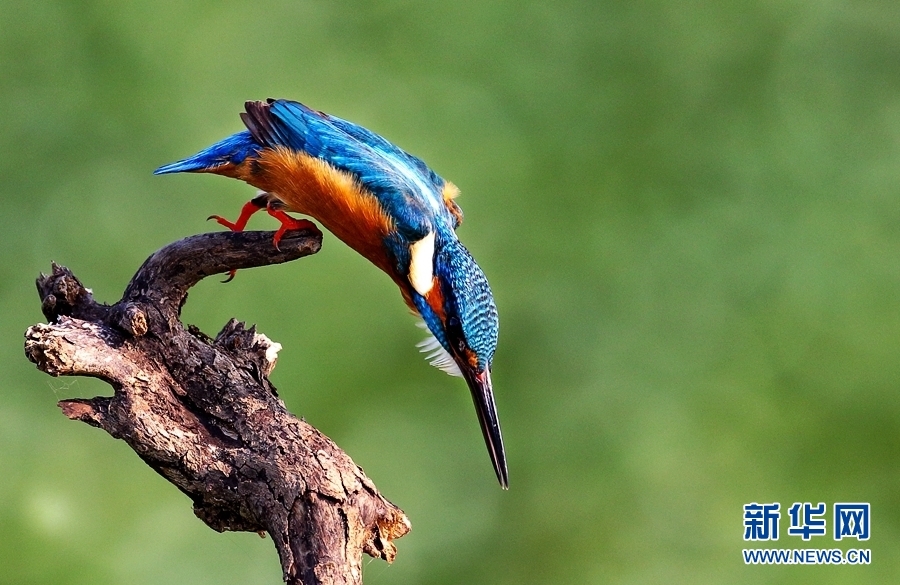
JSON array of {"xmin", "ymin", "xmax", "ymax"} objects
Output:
[{"xmin": 462, "ymin": 366, "xmax": 508, "ymax": 489}]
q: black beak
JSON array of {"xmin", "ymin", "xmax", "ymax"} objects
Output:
[{"xmin": 462, "ymin": 365, "xmax": 508, "ymax": 489}]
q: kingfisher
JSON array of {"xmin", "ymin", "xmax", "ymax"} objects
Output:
[{"xmin": 155, "ymin": 99, "xmax": 507, "ymax": 488}]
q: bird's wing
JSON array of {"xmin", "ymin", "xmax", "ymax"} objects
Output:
[
  {"xmin": 243, "ymin": 99, "xmax": 453, "ymax": 241},
  {"xmin": 320, "ymin": 112, "xmax": 445, "ymax": 191},
  {"xmin": 325, "ymin": 111, "xmax": 465, "ymax": 230}
]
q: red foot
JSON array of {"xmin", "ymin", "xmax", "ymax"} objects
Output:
[
  {"xmin": 208, "ymin": 200, "xmax": 265, "ymax": 232},
  {"xmin": 208, "ymin": 200, "xmax": 267, "ymax": 282},
  {"xmin": 208, "ymin": 197, "xmax": 321, "ymax": 280},
  {"xmin": 267, "ymin": 208, "xmax": 320, "ymax": 250}
]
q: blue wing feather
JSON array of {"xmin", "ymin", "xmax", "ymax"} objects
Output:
[
  {"xmin": 254, "ymin": 100, "xmax": 454, "ymax": 240},
  {"xmin": 323, "ymin": 113, "xmax": 445, "ymax": 189}
]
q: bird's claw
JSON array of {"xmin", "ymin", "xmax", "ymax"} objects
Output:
[
  {"xmin": 208, "ymin": 214, "xmax": 238, "ymax": 230},
  {"xmin": 208, "ymin": 198, "xmax": 320, "ymax": 277},
  {"xmin": 209, "ymin": 200, "xmax": 266, "ymax": 234},
  {"xmin": 267, "ymin": 209, "xmax": 319, "ymax": 251}
]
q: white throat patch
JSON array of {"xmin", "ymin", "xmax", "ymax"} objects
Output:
[{"xmin": 408, "ymin": 231, "xmax": 435, "ymax": 296}]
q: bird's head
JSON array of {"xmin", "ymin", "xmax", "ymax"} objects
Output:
[{"xmin": 407, "ymin": 234, "xmax": 507, "ymax": 487}]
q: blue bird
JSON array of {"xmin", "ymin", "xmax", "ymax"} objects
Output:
[{"xmin": 155, "ymin": 99, "xmax": 507, "ymax": 488}]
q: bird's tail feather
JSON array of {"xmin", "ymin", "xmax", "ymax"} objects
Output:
[{"xmin": 154, "ymin": 131, "xmax": 259, "ymax": 175}]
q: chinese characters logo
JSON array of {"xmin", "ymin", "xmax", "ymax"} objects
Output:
[{"xmin": 743, "ymin": 502, "xmax": 870, "ymax": 541}]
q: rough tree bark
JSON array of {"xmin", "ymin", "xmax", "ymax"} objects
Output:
[{"xmin": 22, "ymin": 229, "xmax": 410, "ymax": 585}]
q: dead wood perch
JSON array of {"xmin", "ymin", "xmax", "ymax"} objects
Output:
[{"xmin": 23, "ymin": 229, "xmax": 410, "ymax": 585}]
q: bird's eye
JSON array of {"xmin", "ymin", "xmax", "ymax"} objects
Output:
[{"xmin": 456, "ymin": 338, "xmax": 467, "ymax": 353}]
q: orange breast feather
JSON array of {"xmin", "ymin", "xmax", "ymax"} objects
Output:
[{"xmin": 236, "ymin": 147, "xmax": 398, "ymax": 278}]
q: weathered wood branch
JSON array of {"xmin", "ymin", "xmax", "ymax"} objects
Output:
[{"xmin": 23, "ymin": 229, "xmax": 410, "ymax": 585}]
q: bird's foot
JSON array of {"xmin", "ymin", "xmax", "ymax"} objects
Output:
[
  {"xmin": 207, "ymin": 194, "xmax": 321, "ymax": 279},
  {"xmin": 208, "ymin": 199, "xmax": 264, "ymax": 232},
  {"xmin": 267, "ymin": 208, "xmax": 320, "ymax": 250},
  {"xmin": 208, "ymin": 199, "xmax": 267, "ymax": 282}
]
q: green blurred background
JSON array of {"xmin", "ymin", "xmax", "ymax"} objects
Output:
[{"xmin": 2, "ymin": 1, "xmax": 899, "ymax": 583}]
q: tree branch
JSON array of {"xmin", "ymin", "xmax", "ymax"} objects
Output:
[{"xmin": 23, "ymin": 229, "xmax": 410, "ymax": 585}]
